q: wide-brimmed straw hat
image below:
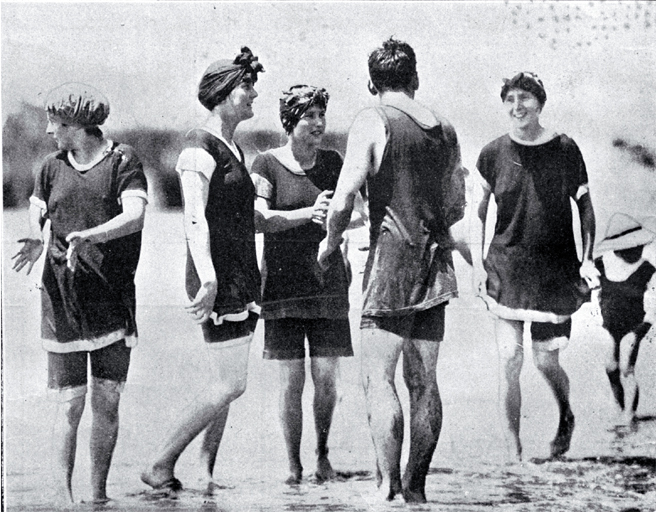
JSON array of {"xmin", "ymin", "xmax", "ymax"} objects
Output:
[{"xmin": 595, "ymin": 213, "xmax": 656, "ymax": 255}]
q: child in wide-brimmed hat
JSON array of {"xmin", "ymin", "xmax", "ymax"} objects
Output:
[{"xmin": 594, "ymin": 213, "xmax": 656, "ymax": 426}]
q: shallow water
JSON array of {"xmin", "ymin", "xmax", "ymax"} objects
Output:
[{"xmin": 4, "ymin": 210, "xmax": 656, "ymax": 512}]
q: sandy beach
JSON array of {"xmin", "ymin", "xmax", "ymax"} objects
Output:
[{"xmin": 3, "ymin": 208, "xmax": 656, "ymax": 511}]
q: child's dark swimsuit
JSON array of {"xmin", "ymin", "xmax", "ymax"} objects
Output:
[{"xmin": 595, "ymin": 258, "xmax": 655, "ymax": 342}]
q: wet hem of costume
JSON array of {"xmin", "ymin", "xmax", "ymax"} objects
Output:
[
  {"xmin": 42, "ymin": 330, "xmax": 137, "ymax": 353},
  {"xmin": 362, "ymin": 291, "xmax": 457, "ymax": 317},
  {"xmin": 481, "ymin": 295, "xmax": 576, "ymax": 324}
]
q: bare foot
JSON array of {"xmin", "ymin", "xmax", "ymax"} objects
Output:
[
  {"xmin": 315, "ymin": 456, "xmax": 335, "ymax": 482},
  {"xmin": 141, "ymin": 467, "xmax": 183, "ymax": 491},
  {"xmin": 285, "ymin": 463, "xmax": 303, "ymax": 485},
  {"xmin": 284, "ymin": 473, "xmax": 302, "ymax": 485},
  {"xmin": 550, "ymin": 410, "xmax": 575, "ymax": 459},
  {"xmin": 402, "ymin": 487, "xmax": 427, "ymax": 504}
]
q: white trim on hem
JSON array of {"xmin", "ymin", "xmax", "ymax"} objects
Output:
[
  {"xmin": 209, "ymin": 302, "xmax": 261, "ymax": 326},
  {"xmin": 480, "ymin": 295, "xmax": 573, "ymax": 324},
  {"xmin": 42, "ymin": 330, "xmax": 138, "ymax": 353}
]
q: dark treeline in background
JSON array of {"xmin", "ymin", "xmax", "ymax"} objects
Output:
[{"xmin": 3, "ymin": 102, "xmax": 348, "ymax": 209}]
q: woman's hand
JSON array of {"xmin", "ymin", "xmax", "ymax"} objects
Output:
[
  {"xmin": 65, "ymin": 231, "xmax": 91, "ymax": 271},
  {"xmin": 317, "ymin": 237, "xmax": 336, "ymax": 271},
  {"xmin": 580, "ymin": 259, "xmax": 600, "ymax": 289},
  {"xmin": 12, "ymin": 238, "xmax": 44, "ymax": 274},
  {"xmin": 311, "ymin": 190, "xmax": 333, "ymax": 229},
  {"xmin": 186, "ymin": 281, "xmax": 218, "ymax": 324}
]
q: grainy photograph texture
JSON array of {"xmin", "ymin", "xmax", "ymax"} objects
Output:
[{"xmin": 2, "ymin": 2, "xmax": 656, "ymax": 511}]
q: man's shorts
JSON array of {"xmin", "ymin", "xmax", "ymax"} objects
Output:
[
  {"xmin": 263, "ymin": 317, "xmax": 353, "ymax": 360},
  {"xmin": 530, "ymin": 319, "xmax": 572, "ymax": 351},
  {"xmin": 202, "ymin": 312, "xmax": 259, "ymax": 347},
  {"xmin": 48, "ymin": 339, "xmax": 131, "ymax": 401},
  {"xmin": 360, "ymin": 303, "xmax": 446, "ymax": 342}
]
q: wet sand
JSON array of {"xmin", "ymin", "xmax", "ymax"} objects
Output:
[{"xmin": 4, "ymin": 209, "xmax": 656, "ymax": 511}]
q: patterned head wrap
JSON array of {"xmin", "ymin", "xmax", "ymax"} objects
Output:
[
  {"xmin": 500, "ymin": 71, "xmax": 547, "ymax": 106},
  {"xmin": 198, "ymin": 46, "xmax": 264, "ymax": 111},
  {"xmin": 279, "ymin": 85, "xmax": 330, "ymax": 134},
  {"xmin": 45, "ymin": 83, "xmax": 110, "ymax": 126}
]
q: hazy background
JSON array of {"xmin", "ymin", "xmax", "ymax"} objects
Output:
[{"xmin": 3, "ymin": 1, "xmax": 655, "ymax": 226}]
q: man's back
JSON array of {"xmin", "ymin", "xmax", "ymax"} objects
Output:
[{"xmin": 362, "ymin": 103, "xmax": 461, "ymax": 316}]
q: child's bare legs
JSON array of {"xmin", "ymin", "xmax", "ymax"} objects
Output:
[{"xmin": 618, "ymin": 322, "xmax": 651, "ymax": 424}]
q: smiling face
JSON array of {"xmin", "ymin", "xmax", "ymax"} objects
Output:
[
  {"xmin": 290, "ymin": 105, "xmax": 326, "ymax": 146},
  {"xmin": 504, "ymin": 88, "xmax": 542, "ymax": 131},
  {"xmin": 46, "ymin": 115, "xmax": 83, "ymax": 151},
  {"xmin": 226, "ymin": 78, "xmax": 258, "ymax": 121}
]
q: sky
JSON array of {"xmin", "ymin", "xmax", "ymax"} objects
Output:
[{"xmin": 2, "ymin": 1, "xmax": 655, "ymax": 195}]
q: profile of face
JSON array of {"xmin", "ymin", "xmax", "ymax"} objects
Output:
[
  {"xmin": 46, "ymin": 115, "xmax": 83, "ymax": 151},
  {"xmin": 504, "ymin": 88, "xmax": 542, "ymax": 130},
  {"xmin": 291, "ymin": 105, "xmax": 326, "ymax": 145},
  {"xmin": 226, "ymin": 78, "xmax": 258, "ymax": 121}
]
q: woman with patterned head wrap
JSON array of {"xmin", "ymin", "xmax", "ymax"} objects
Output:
[
  {"xmin": 471, "ymin": 72, "xmax": 600, "ymax": 461},
  {"xmin": 251, "ymin": 85, "xmax": 364, "ymax": 484},
  {"xmin": 12, "ymin": 82, "xmax": 148, "ymax": 503},
  {"xmin": 141, "ymin": 47, "xmax": 264, "ymax": 493}
]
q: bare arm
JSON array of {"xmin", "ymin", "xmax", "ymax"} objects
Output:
[
  {"xmin": 12, "ymin": 203, "xmax": 46, "ymax": 274},
  {"xmin": 254, "ymin": 190, "xmax": 333, "ymax": 233},
  {"xmin": 66, "ymin": 196, "xmax": 146, "ymax": 245},
  {"xmin": 318, "ymin": 109, "xmax": 385, "ymax": 267},
  {"xmin": 575, "ymin": 192, "xmax": 600, "ymax": 288},
  {"xmin": 469, "ymin": 168, "xmax": 492, "ymax": 295},
  {"xmin": 180, "ymin": 170, "xmax": 217, "ymax": 323}
]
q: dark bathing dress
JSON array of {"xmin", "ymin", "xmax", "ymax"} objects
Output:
[
  {"xmin": 178, "ymin": 128, "xmax": 261, "ymax": 334},
  {"xmin": 31, "ymin": 141, "xmax": 147, "ymax": 353},
  {"xmin": 476, "ymin": 133, "xmax": 591, "ymax": 324},
  {"xmin": 251, "ymin": 149, "xmax": 351, "ymax": 322}
]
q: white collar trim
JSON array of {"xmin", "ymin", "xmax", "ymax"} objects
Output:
[
  {"xmin": 269, "ymin": 145, "xmax": 308, "ymax": 175},
  {"xmin": 68, "ymin": 140, "xmax": 114, "ymax": 171}
]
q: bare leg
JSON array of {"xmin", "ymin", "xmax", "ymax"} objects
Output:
[
  {"xmin": 199, "ymin": 405, "xmax": 230, "ymax": 489},
  {"xmin": 532, "ymin": 346, "xmax": 575, "ymax": 458},
  {"xmin": 142, "ymin": 340, "xmax": 251, "ymax": 488},
  {"xmin": 311, "ymin": 356, "xmax": 339, "ymax": 482},
  {"xmin": 52, "ymin": 395, "xmax": 85, "ymax": 503},
  {"xmin": 401, "ymin": 339, "xmax": 441, "ymax": 504},
  {"xmin": 495, "ymin": 318, "xmax": 524, "ymax": 462},
  {"xmin": 360, "ymin": 328, "xmax": 404, "ymax": 501},
  {"xmin": 279, "ymin": 359, "xmax": 306, "ymax": 484},
  {"xmin": 619, "ymin": 324, "xmax": 649, "ymax": 425},
  {"xmin": 89, "ymin": 383, "xmax": 121, "ymax": 502},
  {"xmin": 603, "ymin": 331, "xmax": 625, "ymax": 410}
]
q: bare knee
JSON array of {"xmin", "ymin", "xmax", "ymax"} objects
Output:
[
  {"xmin": 61, "ymin": 395, "xmax": 86, "ymax": 427},
  {"xmin": 533, "ymin": 349, "xmax": 560, "ymax": 375}
]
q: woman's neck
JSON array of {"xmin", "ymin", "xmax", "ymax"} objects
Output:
[
  {"xmin": 206, "ymin": 112, "xmax": 238, "ymax": 143},
  {"xmin": 512, "ymin": 123, "xmax": 545, "ymax": 142},
  {"xmin": 71, "ymin": 136, "xmax": 107, "ymax": 165},
  {"xmin": 289, "ymin": 138, "xmax": 318, "ymax": 169}
]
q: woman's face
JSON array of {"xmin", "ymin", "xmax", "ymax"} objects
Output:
[
  {"xmin": 46, "ymin": 115, "xmax": 82, "ymax": 151},
  {"xmin": 226, "ymin": 79, "xmax": 258, "ymax": 121},
  {"xmin": 504, "ymin": 88, "xmax": 542, "ymax": 130},
  {"xmin": 291, "ymin": 105, "xmax": 326, "ymax": 146}
]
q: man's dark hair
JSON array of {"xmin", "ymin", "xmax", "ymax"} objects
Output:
[{"xmin": 368, "ymin": 37, "xmax": 417, "ymax": 93}]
